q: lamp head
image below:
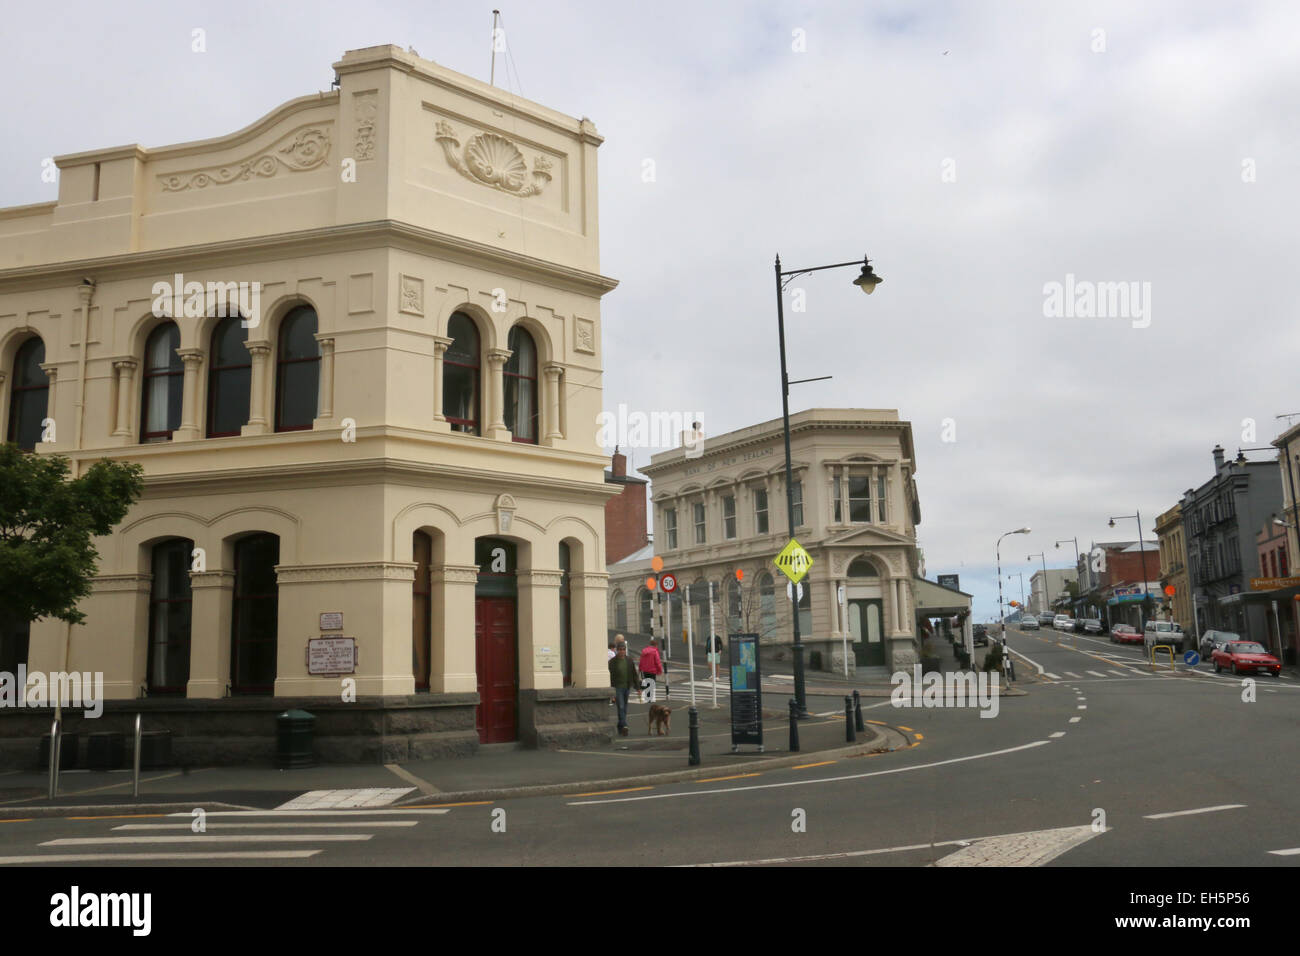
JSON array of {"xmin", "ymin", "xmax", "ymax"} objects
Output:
[
  {"xmin": 1108, "ymin": 518, "xmax": 1116, "ymax": 528},
  {"xmin": 852, "ymin": 258, "xmax": 883, "ymax": 295},
  {"xmin": 1234, "ymin": 449, "xmax": 1247, "ymax": 466}
]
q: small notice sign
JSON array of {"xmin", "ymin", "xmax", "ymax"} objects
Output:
[
  {"xmin": 319, "ymin": 612, "xmax": 344, "ymax": 631},
  {"xmin": 308, "ymin": 637, "xmax": 357, "ymax": 675},
  {"xmin": 535, "ymin": 645, "xmax": 560, "ymax": 672}
]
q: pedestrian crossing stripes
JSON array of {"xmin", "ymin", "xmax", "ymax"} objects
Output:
[
  {"xmin": 0, "ymin": 806, "xmax": 453, "ymax": 866},
  {"xmin": 276, "ymin": 787, "xmax": 414, "ymax": 810}
]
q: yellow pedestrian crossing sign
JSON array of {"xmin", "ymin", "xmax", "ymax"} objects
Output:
[{"xmin": 774, "ymin": 539, "xmax": 813, "ymax": 584}]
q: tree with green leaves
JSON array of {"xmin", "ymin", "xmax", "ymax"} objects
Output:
[{"xmin": 0, "ymin": 445, "xmax": 144, "ymax": 632}]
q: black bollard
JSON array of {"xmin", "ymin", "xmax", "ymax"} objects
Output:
[
  {"xmin": 688, "ymin": 706, "xmax": 701, "ymax": 765},
  {"xmin": 853, "ymin": 689, "xmax": 865, "ymax": 732},
  {"xmin": 788, "ymin": 698, "xmax": 800, "ymax": 752},
  {"xmin": 844, "ymin": 696, "xmax": 856, "ymax": 743}
]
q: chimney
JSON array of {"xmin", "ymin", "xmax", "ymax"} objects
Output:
[
  {"xmin": 1212, "ymin": 444, "xmax": 1225, "ymax": 471},
  {"xmin": 611, "ymin": 445, "xmax": 626, "ymax": 478}
]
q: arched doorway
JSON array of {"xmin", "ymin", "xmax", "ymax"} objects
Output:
[
  {"xmin": 847, "ymin": 557, "xmax": 886, "ymax": 667},
  {"xmin": 474, "ymin": 537, "xmax": 518, "ymax": 743}
]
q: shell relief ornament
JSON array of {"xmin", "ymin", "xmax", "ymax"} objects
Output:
[{"xmin": 435, "ymin": 120, "xmax": 552, "ymax": 197}]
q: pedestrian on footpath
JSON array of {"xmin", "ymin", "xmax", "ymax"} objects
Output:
[
  {"xmin": 707, "ymin": 633, "xmax": 724, "ymax": 682},
  {"xmin": 638, "ymin": 640, "xmax": 663, "ymax": 702},
  {"xmin": 608, "ymin": 640, "xmax": 640, "ymax": 736},
  {"xmin": 607, "ymin": 639, "xmax": 618, "ymax": 705}
]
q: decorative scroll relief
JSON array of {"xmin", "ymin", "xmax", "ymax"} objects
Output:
[
  {"xmin": 354, "ymin": 92, "xmax": 378, "ymax": 161},
  {"xmin": 435, "ymin": 120, "xmax": 552, "ymax": 197},
  {"xmin": 158, "ymin": 125, "xmax": 332, "ymax": 192}
]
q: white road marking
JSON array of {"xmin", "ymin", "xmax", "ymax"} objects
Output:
[
  {"xmin": 934, "ymin": 825, "xmax": 1102, "ymax": 867},
  {"xmin": 1064, "ymin": 672, "xmax": 1082, "ymax": 679},
  {"xmin": 1069, "ymin": 717, "xmax": 1081, "ymax": 723},
  {"xmin": 384, "ymin": 763, "xmax": 439, "ymax": 795},
  {"xmin": 1108, "ymin": 670, "xmax": 1129, "ymax": 677},
  {"xmin": 1077, "ymin": 705, "xmax": 1087, "ymax": 710},
  {"xmin": 1143, "ymin": 804, "xmax": 1246, "ymax": 820},
  {"xmin": 679, "ymin": 837, "xmax": 979, "ymax": 866},
  {"xmin": 569, "ymin": 740, "xmax": 1052, "ymax": 805},
  {"xmin": 165, "ymin": 809, "xmax": 450, "ymax": 817},
  {"xmin": 1268, "ymin": 848, "xmax": 1300, "ymax": 856},
  {"xmin": 0, "ymin": 851, "xmax": 321, "ymax": 864},
  {"xmin": 276, "ymin": 788, "xmax": 414, "ymax": 810},
  {"xmin": 42, "ymin": 834, "xmax": 374, "ymax": 846},
  {"xmin": 1086, "ymin": 671, "xmax": 1107, "ymax": 678},
  {"xmin": 1049, "ymin": 732, "xmax": 1065, "ymax": 738},
  {"xmin": 1007, "ymin": 646, "xmax": 1045, "ymax": 676},
  {"xmin": 1044, "ymin": 673, "xmax": 1061, "ymax": 680},
  {"xmin": 113, "ymin": 821, "xmax": 420, "ymax": 830}
]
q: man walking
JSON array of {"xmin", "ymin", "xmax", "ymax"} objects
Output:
[{"xmin": 608, "ymin": 640, "xmax": 640, "ymax": 737}]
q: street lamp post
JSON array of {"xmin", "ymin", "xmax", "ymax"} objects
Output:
[
  {"xmin": 774, "ymin": 253, "xmax": 882, "ymax": 717},
  {"xmin": 996, "ymin": 527, "xmax": 1031, "ymax": 681},
  {"xmin": 1108, "ymin": 512, "xmax": 1150, "ymax": 629}
]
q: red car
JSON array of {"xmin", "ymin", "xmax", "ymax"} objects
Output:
[
  {"xmin": 1212, "ymin": 641, "xmax": 1281, "ymax": 676},
  {"xmin": 1110, "ymin": 624, "xmax": 1141, "ymax": 645}
]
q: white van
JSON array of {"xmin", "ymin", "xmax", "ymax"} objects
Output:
[{"xmin": 1143, "ymin": 620, "xmax": 1184, "ymax": 651}]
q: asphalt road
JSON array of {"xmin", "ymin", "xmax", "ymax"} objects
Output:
[{"xmin": 3, "ymin": 627, "xmax": 1296, "ymax": 868}]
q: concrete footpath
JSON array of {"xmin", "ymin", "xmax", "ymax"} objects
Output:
[{"xmin": 0, "ymin": 649, "xmax": 1024, "ymax": 818}]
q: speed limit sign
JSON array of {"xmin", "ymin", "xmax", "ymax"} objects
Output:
[{"xmin": 660, "ymin": 573, "xmax": 678, "ymax": 593}]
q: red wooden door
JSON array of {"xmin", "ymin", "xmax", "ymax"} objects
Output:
[{"xmin": 475, "ymin": 597, "xmax": 518, "ymax": 743}]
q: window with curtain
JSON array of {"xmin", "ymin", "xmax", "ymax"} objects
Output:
[
  {"xmin": 754, "ymin": 488, "xmax": 769, "ymax": 534},
  {"xmin": 147, "ymin": 538, "xmax": 193, "ymax": 694},
  {"xmin": 7, "ymin": 338, "xmax": 48, "ymax": 450},
  {"xmin": 849, "ymin": 475, "xmax": 871, "ymax": 522},
  {"xmin": 412, "ymin": 531, "xmax": 432, "ymax": 691},
  {"xmin": 694, "ymin": 502, "xmax": 706, "ymax": 544},
  {"xmin": 832, "ymin": 474, "xmax": 843, "ymax": 523},
  {"xmin": 877, "ymin": 472, "xmax": 888, "ymax": 522},
  {"xmin": 141, "ymin": 323, "xmax": 182, "ymax": 443},
  {"xmin": 275, "ymin": 306, "xmax": 320, "ymax": 432},
  {"xmin": 443, "ymin": 313, "xmax": 480, "ymax": 435},
  {"xmin": 723, "ymin": 495, "xmax": 736, "ymax": 539},
  {"xmin": 231, "ymin": 533, "xmax": 279, "ymax": 694},
  {"xmin": 727, "ymin": 579, "xmax": 742, "ymax": 633},
  {"xmin": 791, "ymin": 480, "xmax": 804, "ymax": 527},
  {"xmin": 665, "ymin": 508, "xmax": 678, "ymax": 549},
  {"xmin": 207, "ymin": 316, "xmax": 250, "ymax": 437},
  {"xmin": 504, "ymin": 325, "xmax": 538, "ymax": 443}
]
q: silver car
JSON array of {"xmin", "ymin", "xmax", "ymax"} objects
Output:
[{"xmin": 1200, "ymin": 629, "xmax": 1240, "ymax": 661}]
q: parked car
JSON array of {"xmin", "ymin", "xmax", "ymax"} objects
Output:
[
  {"xmin": 1053, "ymin": 615, "xmax": 1074, "ymax": 631},
  {"xmin": 1143, "ymin": 620, "xmax": 1185, "ymax": 652},
  {"xmin": 1110, "ymin": 624, "xmax": 1142, "ymax": 644},
  {"xmin": 1082, "ymin": 618, "xmax": 1104, "ymax": 635},
  {"xmin": 1038, "ymin": 612, "xmax": 1054, "ymax": 626},
  {"xmin": 1200, "ymin": 630, "xmax": 1239, "ymax": 661},
  {"xmin": 973, "ymin": 623, "xmax": 988, "ymax": 646},
  {"xmin": 1212, "ymin": 641, "xmax": 1281, "ymax": 676},
  {"xmin": 1021, "ymin": 616, "xmax": 1039, "ymax": 630}
]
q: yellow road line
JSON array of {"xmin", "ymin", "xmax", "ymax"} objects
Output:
[
  {"xmin": 913, "ymin": 733, "xmax": 924, "ymax": 741},
  {"xmin": 570, "ymin": 786, "xmax": 654, "ymax": 797},
  {"xmin": 405, "ymin": 800, "xmax": 493, "ymax": 808},
  {"xmin": 897, "ymin": 726, "xmax": 914, "ymax": 732},
  {"xmin": 0, "ymin": 818, "xmax": 34, "ymax": 824},
  {"xmin": 697, "ymin": 774, "xmax": 761, "ymax": 783},
  {"xmin": 792, "ymin": 761, "xmax": 836, "ymax": 769}
]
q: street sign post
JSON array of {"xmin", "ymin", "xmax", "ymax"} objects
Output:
[{"xmin": 774, "ymin": 539, "xmax": 813, "ymax": 584}]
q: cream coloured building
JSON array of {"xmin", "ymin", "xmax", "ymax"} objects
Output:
[
  {"xmin": 0, "ymin": 45, "xmax": 620, "ymax": 763},
  {"xmin": 607, "ymin": 409, "xmax": 924, "ymax": 674}
]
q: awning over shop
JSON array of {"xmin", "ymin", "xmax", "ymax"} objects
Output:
[
  {"xmin": 1219, "ymin": 581, "xmax": 1300, "ymax": 607},
  {"xmin": 913, "ymin": 577, "xmax": 973, "ymax": 618}
]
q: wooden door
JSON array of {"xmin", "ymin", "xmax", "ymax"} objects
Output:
[{"xmin": 475, "ymin": 597, "xmax": 518, "ymax": 743}]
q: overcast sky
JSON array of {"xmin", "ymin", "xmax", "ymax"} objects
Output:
[{"xmin": 3, "ymin": 0, "xmax": 1297, "ymax": 621}]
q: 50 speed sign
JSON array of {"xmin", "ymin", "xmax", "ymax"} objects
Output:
[{"xmin": 660, "ymin": 573, "xmax": 678, "ymax": 593}]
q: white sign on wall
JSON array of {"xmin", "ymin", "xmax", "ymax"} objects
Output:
[
  {"xmin": 308, "ymin": 637, "xmax": 357, "ymax": 675},
  {"xmin": 319, "ymin": 612, "xmax": 344, "ymax": 631}
]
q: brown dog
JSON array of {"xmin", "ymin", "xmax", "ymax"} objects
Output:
[{"xmin": 648, "ymin": 703, "xmax": 672, "ymax": 736}]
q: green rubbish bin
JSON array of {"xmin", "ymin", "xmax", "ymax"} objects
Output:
[{"xmin": 276, "ymin": 709, "xmax": 316, "ymax": 769}]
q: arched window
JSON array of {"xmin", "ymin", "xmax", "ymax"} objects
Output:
[
  {"xmin": 231, "ymin": 533, "xmax": 279, "ymax": 694},
  {"xmin": 638, "ymin": 589, "xmax": 653, "ymax": 634},
  {"xmin": 613, "ymin": 590, "xmax": 627, "ymax": 631},
  {"xmin": 140, "ymin": 323, "xmax": 182, "ymax": 443},
  {"xmin": 207, "ymin": 316, "xmax": 250, "ymax": 437},
  {"xmin": 848, "ymin": 557, "xmax": 878, "ymax": 578},
  {"xmin": 275, "ymin": 306, "xmax": 320, "ymax": 432},
  {"xmin": 7, "ymin": 338, "xmax": 48, "ymax": 450},
  {"xmin": 412, "ymin": 531, "xmax": 432, "ymax": 691},
  {"xmin": 147, "ymin": 538, "xmax": 194, "ymax": 694},
  {"xmin": 727, "ymin": 578, "xmax": 742, "ymax": 633},
  {"xmin": 504, "ymin": 325, "xmax": 538, "ymax": 443},
  {"xmin": 444, "ymin": 313, "xmax": 480, "ymax": 435}
]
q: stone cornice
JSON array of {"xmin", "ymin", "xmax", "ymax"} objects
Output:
[
  {"xmin": 189, "ymin": 570, "xmax": 236, "ymax": 589},
  {"xmin": 276, "ymin": 562, "xmax": 416, "ymax": 583},
  {"xmin": 0, "ymin": 219, "xmax": 619, "ymax": 299},
  {"xmin": 91, "ymin": 573, "xmax": 152, "ymax": 593},
  {"xmin": 430, "ymin": 566, "xmax": 479, "ymax": 585},
  {"xmin": 517, "ymin": 570, "xmax": 563, "ymax": 588}
]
